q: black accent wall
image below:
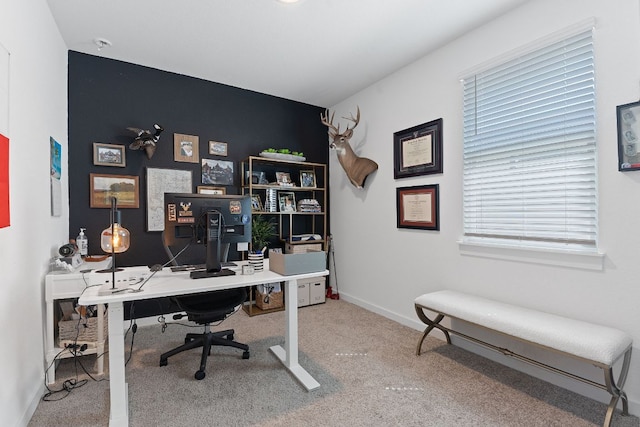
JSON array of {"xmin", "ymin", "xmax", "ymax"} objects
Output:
[{"xmin": 68, "ymin": 51, "xmax": 329, "ymax": 267}]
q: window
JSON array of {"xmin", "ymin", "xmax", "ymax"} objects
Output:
[{"xmin": 462, "ymin": 27, "xmax": 596, "ymax": 252}]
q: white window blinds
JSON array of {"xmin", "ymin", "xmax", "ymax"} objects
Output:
[{"xmin": 462, "ymin": 28, "xmax": 596, "ymax": 249}]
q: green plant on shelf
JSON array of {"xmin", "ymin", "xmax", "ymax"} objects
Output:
[
  {"xmin": 263, "ymin": 148, "xmax": 304, "ymax": 157},
  {"xmin": 251, "ymin": 215, "xmax": 277, "ymax": 254}
]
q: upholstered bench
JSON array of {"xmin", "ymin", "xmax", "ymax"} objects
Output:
[{"xmin": 414, "ymin": 290, "xmax": 632, "ymax": 427}]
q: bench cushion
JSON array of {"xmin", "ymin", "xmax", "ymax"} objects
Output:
[{"xmin": 415, "ymin": 290, "xmax": 632, "ymax": 367}]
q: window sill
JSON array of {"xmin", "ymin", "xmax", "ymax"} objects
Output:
[{"xmin": 457, "ymin": 239, "xmax": 604, "ymax": 271}]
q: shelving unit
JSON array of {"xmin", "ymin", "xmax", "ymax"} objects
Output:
[
  {"xmin": 241, "ymin": 156, "xmax": 327, "ymax": 250},
  {"xmin": 241, "ymin": 155, "xmax": 327, "ymax": 316},
  {"xmin": 44, "ymin": 258, "xmax": 112, "ymax": 384}
]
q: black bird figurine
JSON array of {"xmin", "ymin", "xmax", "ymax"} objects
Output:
[{"xmin": 127, "ymin": 123, "xmax": 164, "ymax": 159}]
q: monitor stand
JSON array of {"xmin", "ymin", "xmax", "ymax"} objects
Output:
[{"xmin": 190, "ymin": 213, "xmax": 237, "ymax": 279}]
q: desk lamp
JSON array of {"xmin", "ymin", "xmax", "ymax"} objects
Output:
[{"xmin": 98, "ymin": 196, "xmax": 130, "ymax": 294}]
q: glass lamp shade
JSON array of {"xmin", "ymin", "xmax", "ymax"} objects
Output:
[{"xmin": 101, "ymin": 222, "xmax": 130, "ymax": 253}]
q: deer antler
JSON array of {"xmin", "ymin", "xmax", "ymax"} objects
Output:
[
  {"xmin": 343, "ymin": 106, "xmax": 360, "ymax": 131},
  {"xmin": 320, "ymin": 109, "xmax": 340, "ymax": 138},
  {"xmin": 341, "ymin": 106, "xmax": 360, "ymax": 139}
]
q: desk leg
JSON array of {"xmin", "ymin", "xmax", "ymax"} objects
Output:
[
  {"xmin": 269, "ymin": 278, "xmax": 320, "ymax": 391},
  {"xmin": 45, "ymin": 300, "xmax": 56, "ymax": 384},
  {"xmin": 107, "ymin": 302, "xmax": 129, "ymax": 427},
  {"xmin": 96, "ymin": 303, "xmax": 105, "ymax": 377}
]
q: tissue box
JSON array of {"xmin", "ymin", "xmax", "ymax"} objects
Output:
[{"xmin": 269, "ymin": 251, "xmax": 326, "ymax": 275}]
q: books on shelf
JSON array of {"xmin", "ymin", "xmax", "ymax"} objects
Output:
[{"xmin": 296, "ymin": 199, "xmax": 321, "ymax": 212}]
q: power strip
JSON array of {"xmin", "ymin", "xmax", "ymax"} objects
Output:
[
  {"xmin": 87, "ymin": 266, "xmax": 151, "ymax": 288},
  {"xmin": 59, "ymin": 340, "xmax": 98, "ymax": 350}
]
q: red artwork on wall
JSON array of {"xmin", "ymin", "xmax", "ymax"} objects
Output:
[{"xmin": 0, "ymin": 133, "xmax": 9, "ymax": 228}]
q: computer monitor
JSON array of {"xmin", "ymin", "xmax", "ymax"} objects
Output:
[{"xmin": 163, "ymin": 193, "xmax": 252, "ymax": 278}]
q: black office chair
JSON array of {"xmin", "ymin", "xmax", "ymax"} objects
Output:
[{"xmin": 159, "ymin": 234, "xmax": 250, "ymax": 380}]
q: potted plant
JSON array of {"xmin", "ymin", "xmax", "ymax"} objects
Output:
[
  {"xmin": 252, "ymin": 215, "xmax": 276, "ymax": 253},
  {"xmin": 249, "ymin": 215, "xmax": 276, "ymax": 272}
]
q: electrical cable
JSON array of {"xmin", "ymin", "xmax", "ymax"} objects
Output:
[{"xmin": 328, "ymin": 234, "xmax": 339, "ymax": 299}]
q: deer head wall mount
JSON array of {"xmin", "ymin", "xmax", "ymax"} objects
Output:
[{"xmin": 320, "ymin": 106, "xmax": 378, "ymax": 189}]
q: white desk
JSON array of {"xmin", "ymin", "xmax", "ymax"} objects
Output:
[
  {"xmin": 44, "ymin": 258, "xmax": 112, "ymax": 384},
  {"xmin": 78, "ymin": 260, "xmax": 329, "ymax": 427}
]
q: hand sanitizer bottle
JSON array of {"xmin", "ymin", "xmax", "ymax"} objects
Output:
[{"xmin": 76, "ymin": 228, "xmax": 88, "ymax": 257}]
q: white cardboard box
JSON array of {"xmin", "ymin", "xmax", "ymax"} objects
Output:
[
  {"xmin": 309, "ymin": 278, "xmax": 326, "ymax": 305},
  {"xmin": 297, "ymin": 276, "xmax": 325, "ymax": 307},
  {"xmin": 297, "ymin": 283, "xmax": 310, "ymax": 307}
]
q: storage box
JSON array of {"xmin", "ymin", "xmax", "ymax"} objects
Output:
[
  {"xmin": 297, "ymin": 276, "xmax": 326, "ymax": 307},
  {"xmin": 58, "ymin": 307, "xmax": 107, "ymax": 342},
  {"xmin": 255, "ymin": 287, "xmax": 284, "ymax": 310},
  {"xmin": 309, "ymin": 277, "xmax": 326, "ymax": 305},
  {"xmin": 297, "ymin": 283, "xmax": 310, "ymax": 307},
  {"xmin": 269, "ymin": 250, "xmax": 326, "ymax": 275},
  {"xmin": 285, "ymin": 243, "xmax": 323, "ymax": 254}
]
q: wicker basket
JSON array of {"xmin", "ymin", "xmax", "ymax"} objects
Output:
[
  {"xmin": 256, "ymin": 288, "xmax": 284, "ymax": 310},
  {"xmin": 58, "ymin": 307, "xmax": 107, "ymax": 342}
]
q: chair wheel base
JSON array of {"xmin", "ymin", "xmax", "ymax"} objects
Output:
[
  {"xmin": 195, "ymin": 370, "xmax": 206, "ymax": 380},
  {"xmin": 160, "ymin": 359, "xmax": 167, "ymax": 367},
  {"xmin": 242, "ymin": 351, "xmax": 250, "ymax": 359}
]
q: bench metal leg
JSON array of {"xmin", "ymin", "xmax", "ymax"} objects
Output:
[
  {"xmin": 603, "ymin": 347, "xmax": 632, "ymax": 427},
  {"xmin": 415, "ymin": 305, "xmax": 450, "ymax": 355}
]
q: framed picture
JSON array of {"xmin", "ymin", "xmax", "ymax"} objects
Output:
[
  {"xmin": 146, "ymin": 168, "xmax": 192, "ymax": 231},
  {"xmin": 276, "ymin": 171, "xmax": 292, "ymax": 185},
  {"xmin": 90, "ymin": 173, "xmax": 139, "ymax": 208},
  {"xmin": 201, "ymin": 159, "xmax": 234, "ymax": 185},
  {"xmin": 174, "ymin": 133, "xmax": 199, "ymax": 163},
  {"xmin": 278, "ymin": 191, "xmax": 296, "ymax": 212},
  {"xmin": 93, "ymin": 143, "xmax": 126, "ymax": 167},
  {"xmin": 209, "ymin": 140, "xmax": 228, "ymax": 156},
  {"xmin": 300, "ymin": 170, "xmax": 316, "ymax": 188},
  {"xmin": 248, "ymin": 171, "xmax": 268, "ymax": 185},
  {"xmin": 251, "ymin": 194, "xmax": 263, "ymax": 212},
  {"xmin": 396, "ymin": 184, "xmax": 439, "ymax": 230},
  {"xmin": 617, "ymin": 101, "xmax": 640, "ymax": 171},
  {"xmin": 197, "ymin": 186, "xmax": 226, "ymax": 195},
  {"xmin": 394, "ymin": 118, "xmax": 443, "ymax": 178}
]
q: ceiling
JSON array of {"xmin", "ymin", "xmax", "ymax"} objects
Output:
[{"xmin": 46, "ymin": 0, "xmax": 529, "ymax": 108}]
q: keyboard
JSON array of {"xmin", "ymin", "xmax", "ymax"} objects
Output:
[{"xmin": 170, "ymin": 262, "xmax": 237, "ymax": 272}]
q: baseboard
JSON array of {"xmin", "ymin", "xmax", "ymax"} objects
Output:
[
  {"xmin": 338, "ymin": 290, "xmax": 640, "ymax": 417},
  {"xmin": 15, "ymin": 379, "xmax": 45, "ymax": 427},
  {"xmin": 338, "ymin": 291, "xmax": 425, "ymax": 332}
]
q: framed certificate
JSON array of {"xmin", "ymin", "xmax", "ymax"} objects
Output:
[
  {"xmin": 396, "ymin": 184, "xmax": 439, "ymax": 230},
  {"xmin": 393, "ymin": 118, "xmax": 443, "ymax": 178}
]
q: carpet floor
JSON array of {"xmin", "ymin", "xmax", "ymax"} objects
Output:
[{"xmin": 30, "ymin": 298, "xmax": 639, "ymax": 426}]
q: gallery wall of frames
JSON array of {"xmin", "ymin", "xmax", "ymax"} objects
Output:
[{"xmin": 68, "ymin": 51, "xmax": 329, "ymax": 267}]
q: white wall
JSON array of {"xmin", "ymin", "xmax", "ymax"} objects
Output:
[
  {"xmin": 330, "ymin": 0, "xmax": 640, "ymax": 414},
  {"xmin": 0, "ymin": 1, "xmax": 68, "ymax": 426}
]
